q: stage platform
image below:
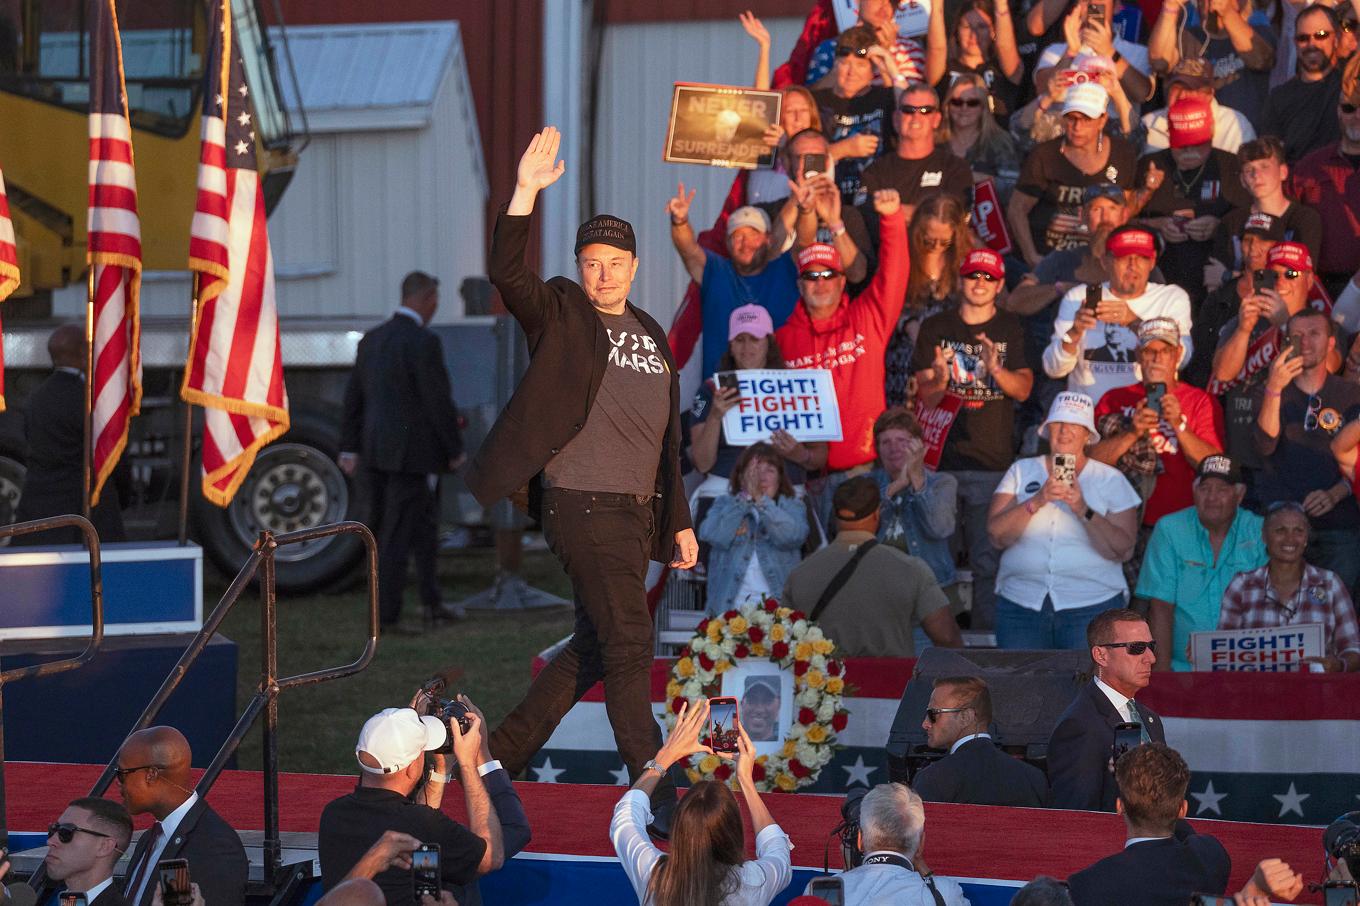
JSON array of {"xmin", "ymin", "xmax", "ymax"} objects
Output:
[{"xmin": 2, "ymin": 761, "xmax": 1327, "ymax": 904}]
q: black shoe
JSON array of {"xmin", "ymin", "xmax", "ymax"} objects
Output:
[{"xmin": 646, "ymin": 794, "xmax": 677, "ymax": 842}]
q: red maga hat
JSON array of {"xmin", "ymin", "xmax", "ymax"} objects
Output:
[
  {"xmin": 1106, "ymin": 228, "xmax": 1158, "ymax": 259},
  {"xmin": 1168, "ymin": 95, "xmax": 1213, "ymax": 148},
  {"xmin": 1266, "ymin": 241, "xmax": 1313, "ymax": 271},
  {"xmin": 960, "ymin": 248, "xmax": 1005, "ymax": 280},
  {"xmin": 797, "ymin": 243, "xmax": 843, "ymax": 274}
]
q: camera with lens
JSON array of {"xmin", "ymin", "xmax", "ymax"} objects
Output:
[{"xmin": 419, "ymin": 676, "xmax": 474, "ymax": 753}]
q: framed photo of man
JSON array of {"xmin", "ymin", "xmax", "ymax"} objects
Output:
[
  {"xmin": 721, "ymin": 663, "xmax": 794, "ymax": 755},
  {"xmin": 664, "ymin": 83, "xmax": 782, "ymax": 169}
]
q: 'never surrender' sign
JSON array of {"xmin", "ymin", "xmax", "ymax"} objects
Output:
[
  {"xmin": 720, "ymin": 369, "xmax": 843, "ymax": 445},
  {"xmin": 1190, "ymin": 623, "xmax": 1325, "ymax": 672}
]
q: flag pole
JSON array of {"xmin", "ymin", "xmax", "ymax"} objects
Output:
[
  {"xmin": 177, "ymin": 276, "xmax": 201, "ymax": 546},
  {"xmin": 83, "ymin": 267, "xmax": 95, "ymax": 519}
]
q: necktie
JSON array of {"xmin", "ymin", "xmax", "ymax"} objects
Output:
[
  {"xmin": 123, "ymin": 821, "xmax": 163, "ymax": 901},
  {"xmin": 1128, "ymin": 700, "xmax": 1151, "ymax": 743}
]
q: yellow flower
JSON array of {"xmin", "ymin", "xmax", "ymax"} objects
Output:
[
  {"xmin": 706, "ymin": 620, "xmax": 725, "ymax": 642},
  {"xmin": 781, "ymin": 739, "xmax": 797, "ymax": 759},
  {"xmin": 770, "ymin": 625, "xmax": 786, "ymax": 642},
  {"xmin": 756, "ymin": 755, "xmax": 769, "ymax": 764},
  {"xmin": 813, "ymin": 639, "xmax": 835, "ymax": 655},
  {"xmin": 806, "ymin": 724, "xmax": 828, "ymax": 744},
  {"xmin": 794, "ymin": 642, "xmax": 814, "ymax": 661},
  {"xmin": 776, "ymin": 607, "xmax": 792, "ymax": 619},
  {"xmin": 805, "ymin": 669, "xmax": 825, "ymax": 689},
  {"xmin": 775, "ymin": 773, "xmax": 797, "ymax": 792},
  {"xmin": 677, "ymin": 657, "xmax": 695, "ymax": 678},
  {"xmin": 714, "ymin": 659, "xmax": 731, "ymax": 674},
  {"xmin": 698, "ymin": 754, "xmax": 720, "ymax": 774},
  {"xmin": 666, "ymin": 679, "xmax": 682, "ymax": 699},
  {"xmin": 750, "ymin": 643, "xmax": 768, "ymax": 657},
  {"xmin": 727, "ymin": 615, "xmax": 749, "ymax": 634},
  {"xmin": 826, "ymin": 677, "xmax": 844, "ymax": 695},
  {"xmin": 686, "ymin": 768, "xmax": 701, "ymax": 783}
]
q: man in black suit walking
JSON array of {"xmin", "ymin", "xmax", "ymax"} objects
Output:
[
  {"xmin": 13, "ymin": 323, "xmax": 125, "ymax": 545},
  {"xmin": 913, "ymin": 676, "xmax": 1048, "ymax": 807},
  {"xmin": 1067, "ymin": 743, "xmax": 1231, "ymax": 906},
  {"xmin": 43, "ymin": 797, "xmax": 134, "ymax": 906},
  {"xmin": 1048, "ymin": 608, "xmax": 1167, "ymax": 812},
  {"xmin": 339, "ymin": 272, "xmax": 464, "ymax": 632},
  {"xmin": 468, "ymin": 127, "xmax": 697, "ymax": 831},
  {"xmin": 115, "ymin": 726, "xmax": 247, "ymax": 906}
]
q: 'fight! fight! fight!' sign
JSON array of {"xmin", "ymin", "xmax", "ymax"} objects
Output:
[
  {"xmin": 1190, "ymin": 624, "xmax": 1325, "ymax": 672},
  {"xmin": 720, "ymin": 369, "xmax": 843, "ymax": 445}
]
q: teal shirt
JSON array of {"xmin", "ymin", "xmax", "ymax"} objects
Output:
[{"xmin": 1135, "ymin": 506, "xmax": 1267, "ymax": 671}]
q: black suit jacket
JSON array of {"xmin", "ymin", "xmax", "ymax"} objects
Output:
[
  {"xmin": 124, "ymin": 798, "xmax": 248, "ymax": 906},
  {"xmin": 1047, "ymin": 680, "xmax": 1166, "ymax": 812},
  {"xmin": 914, "ymin": 737, "xmax": 1049, "ymax": 808},
  {"xmin": 1067, "ymin": 820, "xmax": 1232, "ymax": 906},
  {"xmin": 89, "ymin": 883, "xmax": 134, "ymax": 906},
  {"xmin": 340, "ymin": 313, "xmax": 463, "ymax": 475},
  {"xmin": 468, "ymin": 212, "xmax": 691, "ymax": 561}
]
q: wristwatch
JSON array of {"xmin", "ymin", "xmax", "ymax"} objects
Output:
[
  {"xmin": 1084, "ymin": 507, "xmax": 1096, "ymax": 522},
  {"xmin": 642, "ymin": 759, "xmax": 666, "ymax": 776}
]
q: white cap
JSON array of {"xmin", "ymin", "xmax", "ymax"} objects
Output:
[
  {"xmin": 1039, "ymin": 391, "xmax": 1097, "ymax": 439},
  {"xmin": 727, "ymin": 205, "xmax": 771, "ymax": 236},
  {"xmin": 355, "ymin": 707, "xmax": 448, "ymax": 774},
  {"xmin": 1061, "ymin": 82, "xmax": 1109, "ymax": 120}
]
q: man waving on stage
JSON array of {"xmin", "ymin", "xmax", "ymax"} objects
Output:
[{"xmin": 468, "ymin": 127, "xmax": 697, "ymax": 836}]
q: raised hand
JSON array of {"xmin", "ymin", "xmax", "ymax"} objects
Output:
[
  {"xmin": 667, "ymin": 182, "xmax": 696, "ymax": 222},
  {"xmin": 873, "ymin": 187, "xmax": 901, "ymax": 216},
  {"xmin": 516, "ymin": 127, "xmax": 566, "ymax": 193},
  {"xmin": 739, "ymin": 10, "xmax": 770, "ymax": 46}
]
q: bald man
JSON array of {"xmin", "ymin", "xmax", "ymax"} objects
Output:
[
  {"xmin": 115, "ymin": 727, "xmax": 247, "ymax": 906},
  {"xmin": 13, "ymin": 322, "xmax": 126, "ymax": 544}
]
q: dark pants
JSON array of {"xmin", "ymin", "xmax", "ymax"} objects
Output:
[
  {"xmin": 490, "ymin": 488, "xmax": 671, "ymax": 803},
  {"xmin": 367, "ymin": 469, "xmax": 439, "ymax": 626}
]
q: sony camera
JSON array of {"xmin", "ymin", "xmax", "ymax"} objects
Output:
[{"xmin": 419, "ymin": 675, "xmax": 473, "ymax": 753}]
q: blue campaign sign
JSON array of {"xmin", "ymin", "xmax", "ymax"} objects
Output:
[{"xmin": 1190, "ymin": 623, "xmax": 1325, "ymax": 672}]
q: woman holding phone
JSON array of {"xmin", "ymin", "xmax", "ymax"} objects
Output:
[
  {"xmin": 986, "ymin": 391, "xmax": 1140, "ymax": 649},
  {"xmin": 611, "ymin": 699, "xmax": 792, "ymax": 906},
  {"xmin": 925, "ymin": 0, "xmax": 1025, "ymax": 125}
]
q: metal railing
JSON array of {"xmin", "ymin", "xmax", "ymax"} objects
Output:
[{"xmin": 0, "ymin": 515, "xmax": 107, "ymax": 843}]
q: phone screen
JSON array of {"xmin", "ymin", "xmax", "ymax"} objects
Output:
[
  {"xmin": 1145, "ymin": 382, "xmax": 1166, "ymax": 415},
  {"xmin": 809, "ymin": 877, "xmax": 845, "ymax": 906},
  {"xmin": 800, "ymin": 152, "xmax": 829, "ymax": 179},
  {"xmin": 59, "ymin": 896, "xmax": 87, "ymax": 906},
  {"xmin": 1112, "ymin": 722, "xmax": 1143, "ymax": 765},
  {"xmin": 1190, "ymin": 897, "xmax": 1234, "ymax": 906},
  {"xmin": 158, "ymin": 858, "xmax": 191, "ymax": 906},
  {"xmin": 1324, "ymin": 883, "xmax": 1360, "ymax": 906},
  {"xmin": 709, "ymin": 697, "xmax": 739, "ymax": 753},
  {"xmin": 413, "ymin": 845, "xmax": 441, "ymax": 897}
]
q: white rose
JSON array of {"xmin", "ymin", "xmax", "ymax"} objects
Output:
[
  {"xmin": 704, "ymin": 641, "xmax": 723, "ymax": 660},
  {"xmin": 817, "ymin": 698, "xmax": 837, "ymax": 722},
  {"xmin": 805, "ymin": 626, "xmax": 825, "ymax": 641}
]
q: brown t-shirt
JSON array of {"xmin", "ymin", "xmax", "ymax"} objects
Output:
[{"xmin": 544, "ymin": 309, "xmax": 670, "ymax": 496}]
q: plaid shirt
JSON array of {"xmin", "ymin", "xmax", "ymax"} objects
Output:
[{"xmin": 1219, "ymin": 563, "xmax": 1360, "ymax": 656}]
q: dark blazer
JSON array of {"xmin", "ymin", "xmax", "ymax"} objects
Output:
[
  {"xmin": 468, "ymin": 212, "xmax": 691, "ymax": 561},
  {"xmin": 124, "ymin": 798, "xmax": 248, "ymax": 906},
  {"xmin": 1067, "ymin": 820, "xmax": 1232, "ymax": 906},
  {"xmin": 86, "ymin": 884, "xmax": 133, "ymax": 906},
  {"xmin": 1047, "ymin": 679, "xmax": 1166, "ymax": 812},
  {"xmin": 914, "ymin": 736, "xmax": 1048, "ymax": 808},
  {"xmin": 340, "ymin": 313, "xmax": 463, "ymax": 474}
]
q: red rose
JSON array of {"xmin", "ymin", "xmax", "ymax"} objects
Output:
[
  {"xmin": 698, "ymin": 653, "xmax": 715, "ymax": 671},
  {"xmin": 798, "ymin": 707, "xmax": 817, "ymax": 725},
  {"xmin": 714, "ymin": 762, "xmax": 733, "ymax": 781},
  {"xmin": 697, "ymin": 618, "xmax": 710, "ymax": 635},
  {"xmin": 751, "ymin": 761, "xmax": 767, "ymax": 781},
  {"xmin": 671, "ymin": 697, "xmax": 686, "ymax": 714},
  {"xmin": 827, "ymin": 659, "xmax": 842, "ymax": 676},
  {"xmin": 764, "ymin": 599, "xmax": 779, "ymax": 612},
  {"xmin": 771, "ymin": 641, "xmax": 790, "ymax": 659},
  {"xmin": 723, "ymin": 609, "xmax": 740, "ymax": 620},
  {"xmin": 832, "ymin": 711, "xmax": 848, "ymax": 731},
  {"xmin": 734, "ymin": 644, "xmax": 750, "ymax": 659},
  {"xmin": 793, "ymin": 660, "xmax": 810, "ymax": 676},
  {"xmin": 747, "ymin": 626, "xmax": 764, "ymax": 644},
  {"xmin": 788, "ymin": 758, "xmax": 811, "ymax": 778},
  {"xmin": 789, "ymin": 610, "xmax": 807, "ymax": 622}
]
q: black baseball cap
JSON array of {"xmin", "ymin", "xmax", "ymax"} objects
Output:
[
  {"xmin": 1197, "ymin": 454, "xmax": 1243, "ymax": 485},
  {"xmin": 575, "ymin": 214, "xmax": 637, "ymax": 256}
]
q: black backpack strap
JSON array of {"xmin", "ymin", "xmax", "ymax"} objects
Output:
[{"xmin": 809, "ymin": 539, "xmax": 878, "ymax": 622}]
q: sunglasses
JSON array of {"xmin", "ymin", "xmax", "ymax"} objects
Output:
[
  {"xmin": 1099, "ymin": 640, "xmax": 1157, "ymax": 655},
  {"xmin": 925, "ymin": 706, "xmax": 972, "ymax": 723},
  {"xmin": 1277, "ymin": 268, "xmax": 1306, "ymax": 280},
  {"xmin": 1295, "ymin": 28, "xmax": 1332, "ymax": 43},
  {"xmin": 963, "ymin": 271, "xmax": 1000, "ymax": 282},
  {"xmin": 1344, "ymin": 19, "xmax": 1359, "ymax": 31},
  {"xmin": 1267, "ymin": 499, "xmax": 1308, "ymax": 515},
  {"xmin": 799, "ymin": 269, "xmax": 839, "ymax": 281},
  {"xmin": 836, "ymin": 46, "xmax": 871, "ymax": 58},
  {"xmin": 899, "ymin": 104, "xmax": 939, "ymax": 116},
  {"xmin": 949, "ymin": 97, "xmax": 984, "ymax": 108},
  {"xmin": 48, "ymin": 822, "xmax": 112, "ymax": 844},
  {"xmin": 1305, "ymin": 393, "xmax": 1322, "ymax": 431},
  {"xmin": 112, "ymin": 763, "xmax": 159, "ymax": 784},
  {"xmin": 1342, "ymin": 102, "xmax": 1360, "ymax": 114}
]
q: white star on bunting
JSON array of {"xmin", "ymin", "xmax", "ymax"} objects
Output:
[
  {"xmin": 532, "ymin": 758, "xmax": 564, "ymax": 783},
  {"xmin": 234, "ymin": 140, "xmax": 249, "ymax": 156},
  {"xmin": 1272, "ymin": 783, "xmax": 1309, "ymax": 818},
  {"xmin": 842, "ymin": 755, "xmax": 877, "ymax": 787},
  {"xmin": 1190, "ymin": 781, "xmax": 1226, "ymax": 816},
  {"xmin": 609, "ymin": 765, "xmax": 631, "ymax": 786},
  {"xmin": 236, "ymin": 111, "xmax": 251, "ymax": 127}
]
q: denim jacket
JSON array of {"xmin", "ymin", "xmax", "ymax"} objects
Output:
[
  {"xmin": 699, "ymin": 493, "xmax": 809, "ymax": 615},
  {"xmin": 871, "ymin": 466, "xmax": 958, "ymax": 587}
]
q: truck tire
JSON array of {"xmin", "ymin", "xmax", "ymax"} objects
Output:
[{"xmin": 194, "ymin": 408, "xmax": 363, "ymax": 592}]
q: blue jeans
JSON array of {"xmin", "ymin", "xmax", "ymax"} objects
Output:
[{"xmin": 994, "ymin": 592, "xmax": 1125, "ymax": 650}]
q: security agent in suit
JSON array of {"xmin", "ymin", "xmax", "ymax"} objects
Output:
[
  {"xmin": 1067, "ymin": 743, "xmax": 1230, "ymax": 906},
  {"xmin": 115, "ymin": 727, "xmax": 247, "ymax": 906},
  {"xmin": 1048, "ymin": 608, "xmax": 1167, "ymax": 812},
  {"xmin": 339, "ymin": 272, "xmax": 465, "ymax": 632},
  {"xmin": 12, "ymin": 322, "xmax": 126, "ymax": 545},
  {"xmin": 43, "ymin": 797, "xmax": 134, "ymax": 906},
  {"xmin": 468, "ymin": 128, "xmax": 698, "ymax": 832},
  {"xmin": 913, "ymin": 676, "xmax": 1048, "ymax": 808}
]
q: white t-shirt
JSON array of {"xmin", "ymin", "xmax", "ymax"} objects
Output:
[
  {"xmin": 1042, "ymin": 280, "xmax": 1193, "ymax": 406},
  {"xmin": 734, "ymin": 548, "xmax": 770, "ymax": 607},
  {"xmin": 994, "ymin": 455, "xmax": 1142, "ymax": 610}
]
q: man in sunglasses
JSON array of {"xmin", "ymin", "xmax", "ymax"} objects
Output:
[
  {"xmin": 913, "ymin": 248, "xmax": 1036, "ymax": 630},
  {"xmin": 1262, "ymin": 3, "xmax": 1343, "ymax": 162},
  {"xmin": 913, "ymin": 676, "xmax": 1048, "ymax": 807},
  {"xmin": 1256, "ymin": 305, "xmax": 1360, "ymax": 589},
  {"xmin": 1048, "ymin": 607, "xmax": 1166, "ymax": 812},
  {"xmin": 1291, "ymin": 55, "xmax": 1360, "ymax": 299},
  {"xmin": 44, "ymin": 797, "xmax": 133, "ymax": 906},
  {"xmin": 861, "ymin": 82, "xmax": 973, "ymax": 221}
]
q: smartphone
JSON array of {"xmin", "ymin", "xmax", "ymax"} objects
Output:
[
  {"xmin": 809, "ymin": 876, "xmax": 846, "ymax": 906},
  {"xmin": 1084, "ymin": 283, "xmax": 1102, "ymax": 314},
  {"xmin": 1112, "ymin": 721, "xmax": 1143, "ymax": 764},
  {"xmin": 1145, "ymin": 382, "xmax": 1167, "ymax": 416},
  {"xmin": 1253, "ymin": 268, "xmax": 1277, "ymax": 294},
  {"xmin": 799, "ymin": 152, "xmax": 829, "ymax": 179},
  {"xmin": 158, "ymin": 858, "xmax": 192, "ymax": 906},
  {"xmin": 412, "ymin": 843, "xmax": 441, "ymax": 900},
  {"xmin": 1086, "ymin": 0, "xmax": 1108, "ymax": 25},
  {"xmin": 1052, "ymin": 452, "xmax": 1077, "ymax": 485},
  {"xmin": 1287, "ymin": 334, "xmax": 1303, "ymax": 359},
  {"xmin": 1190, "ymin": 896, "xmax": 1234, "ymax": 906},
  {"xmin": 716, "ymin": 371, "xmax": 740, "ymax": 393},
  {"xmin": 708, "ymin": 696, "xmax": 739, "ymax": 754},
  {"xmin": 59, "ymin": 896, "xmax": 87, "ymax": 906},
  {"xmin": 1324, "ymin": 882, "xmax": 1360, "ymax": 906}
]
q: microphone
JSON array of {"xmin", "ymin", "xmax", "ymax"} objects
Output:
[{"xmin": 4, "ymin": 883, "xmax": 39, "ymax": 906}]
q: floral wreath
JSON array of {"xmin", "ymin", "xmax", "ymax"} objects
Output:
[{"xmin": 664, "ymin": 597, "xmax": 848, "ymax": 792}]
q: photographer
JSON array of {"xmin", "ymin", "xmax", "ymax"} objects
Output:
[{"xmin": 318, "ymin": 694, "xmax": 529, "ymax": 906}]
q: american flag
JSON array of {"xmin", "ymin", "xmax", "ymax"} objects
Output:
[
  {"xmin": 182, "ymin": 0, "xmax": 288, "ymax": 507},
  {"xmin": 0, "ymin": 162, "xmax": 18, "ymax": 412},
  {"xmin": 88, "ymin": 0, "xmax": 143, "ymax": 507}
]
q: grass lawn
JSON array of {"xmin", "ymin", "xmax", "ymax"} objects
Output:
[{"xmin": 215, "ymin": 548, "xmax": 576, "ymax": 776}]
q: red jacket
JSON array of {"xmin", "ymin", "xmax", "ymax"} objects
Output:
[{"xmin": 777, "ymin": 209, "xmax": 909, "ymax": 471}]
